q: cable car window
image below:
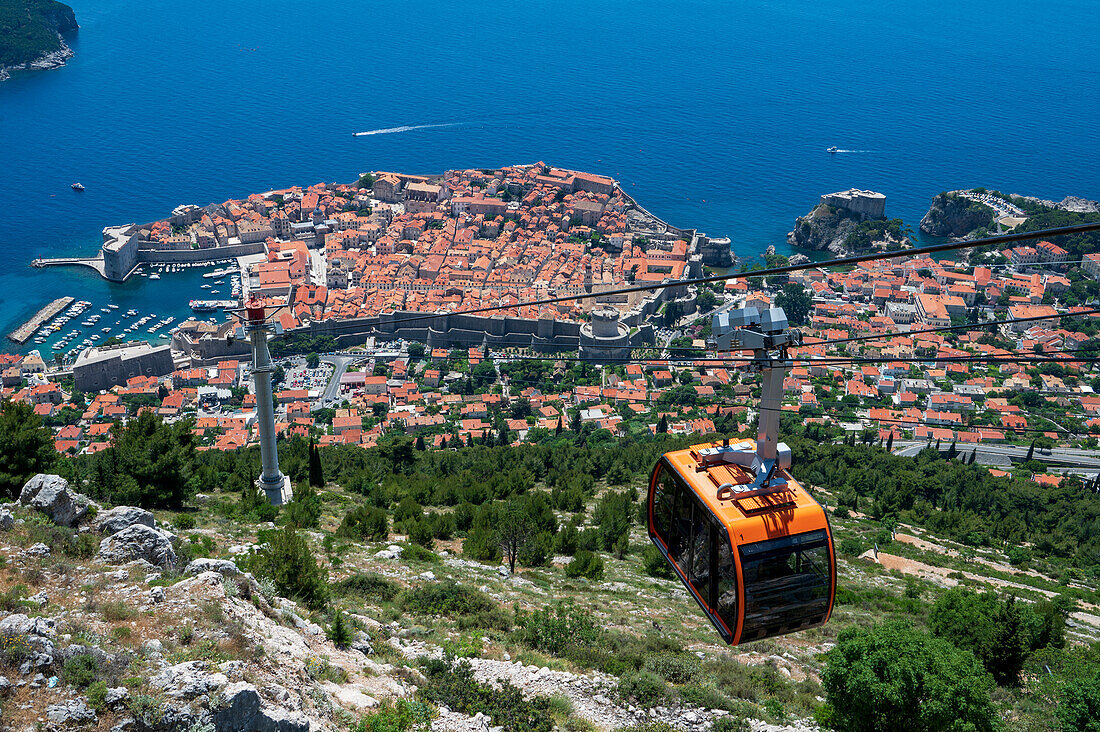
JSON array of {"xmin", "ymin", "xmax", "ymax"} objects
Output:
[
  {"xmin": 715, "ymin": 533, "xmax": 738, "ymax": 630},
  {"xmin": 669, "ymin": 471, "xmax": 694, "ymax": 569},
  {"xmin": 689, "ymin": 506, "xmax": 711, "ymax": 600},
  {"xmin": 651, "ymin": 464, "xmax": 676, "ymax": 550},
  {"xmin": 738, "ymin": 529, "xmax": 831, "ymax": 642}
]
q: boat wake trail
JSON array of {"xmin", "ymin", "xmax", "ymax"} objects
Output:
[
  {"xmin": 834, "ymin": 149, "xmax": 877, "ymax": 153},
  {"xmin": 353, "ymin": 122, "xmax": 461, "ymax": 136}
]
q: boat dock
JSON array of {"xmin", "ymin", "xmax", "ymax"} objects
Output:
[{"xmin": 8, "ymin": 296, "xmax": 75, "ymax": 344}]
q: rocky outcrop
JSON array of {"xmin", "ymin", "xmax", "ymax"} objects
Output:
[
  {"xmin": 185, "ymin": 558, "xmax": 240, "ymax": 576},
  {"xmin": 919, "ymin": 192, "xmax": 994, "ymax": 237},
  {"xmin": 19, "ymin": 474, "xmax": 92, "ymax": 527},
  {"xmin": 98, "ymin": 524, "xmax": 177, "ymax": 568},
  {"xmin": 787, "ymin": 204, "xmax": 861, "ymax": 253},
  {"xmin": 94, "ymin": 506, "xmax": 155, "ymax": 535},
  {"xmin": 46, "ymin": 698, "xmax": 97, "ymax": 726},
  {"xmin": 215, "ymin": 683, "xmax": 310, "ymax": 732}
]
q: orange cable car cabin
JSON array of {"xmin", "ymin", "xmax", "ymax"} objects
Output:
[{"xmin": 646, "ymin": 439, "xmax": 836, "ymax": 645}]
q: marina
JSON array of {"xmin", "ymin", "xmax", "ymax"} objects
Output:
[{"xmin": 8, "ymin": 296, "xmax": 75, "ymax": 344}]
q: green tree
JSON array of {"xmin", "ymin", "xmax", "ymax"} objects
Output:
[
  {"xmin": 305, "ymin": 352, "xmax": 320, "ymax": 369},
  {"xmin": 775, "ymin": 283, "xmax": 813, "ymax": 326},
  {"xmin": 356, "ymin": 172, "xmax": 375, "ymax": 188},
  {"xmin": 498, "ymin": 498, "xmax": 534, "ymax": 574},
  {"xmin": 820, "ymin": 621, "xmax": 997, "ymax": 732},
  {"xmin": 250, "ymin": 526, "xmax": 328, "ymax": 610},
  {"xmin": 85, "ymin": 411, "xmax": 197, "ymax": 508},
  {"xmin": 337, "ymin": 506, "xmax": 388, "ymax": 541},
  {"xmin": 407, "ymin": 341, "xmax": 425, "ymax": 360},
  {"xmin": 308, "ymin": 438, "xmax": 324, "ymax": 488},
  {"xmin": 0, "ymin": 399, "xmax": 56, "ymax": 500},
  {"xmin": 285, "ymin": 483, "xmax": 322, "ymax": 529},
  {"xmin": 327, "ymin": 610, "xmax": 352, "ymax": 649},
  {"xmin": 1058, "ymin": 670, "xmax": 1100, "ymax": 732}
]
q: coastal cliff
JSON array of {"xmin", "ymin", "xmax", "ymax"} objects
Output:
[
  {"xmin": 787, "ymin": 203, "xmax": 908, "ymax": 255},
  {"xmin": 0, "ymin": 0, "xmax": 77, "ymax": 81},
  {"xmin": 919, "ymin": 192, "xmax": 994, "ymax": 237}
]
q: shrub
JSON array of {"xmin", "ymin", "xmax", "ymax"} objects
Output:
[
  {"xmin": 616, "ymin": 670, "xmax": 669, "ymax": 707},
  {"xmin": 86, "ymin": 680, "xmax": 109, "ymax": 710},
  {"xmin": 336, "ymin": 573, "xmax": 400, "ymax": 603},
  {"xmin": 463, "ymin": 527, "xmax": 502, "ymax": 563},
  {"xmin": 355, "ymin": 698, "xmax": 432, "ymax": 732},
  {"xmin": 338, "ymin": 506, "xmax": 388, "ymax": 541},
  {"xmin": 285, "ymin": 483, "xmax": 322, "ymax": 529},
  {"xmin": 419, "ymin": 657, "xmax": 554, "ymax": 732},
  {"xmin": 821, "ymin": 621, "xmax": 997, "ymax": 732},
  {"xmin": 394, "ymin": 497, "xmax": 423, "ymax": 524},
  {"xmin": 565, "ymin": 551, "xmax": 604, "ymax": 581},
  {"xmin": 249, "ymin": 526, "xmax": 329, "ymax": 610},
  {"xmin": 62, "ymin": 653, "xmax": 100, "ymax": 688},
  {"xmin": 519, "ymin": 532, "xmax": 552, "ymax": 568},
  {"xmin": 838, "ymin": 537, "xmax": 864, "ymax": 557},
  {"xmin": 99, "ymin": 601, "xmax": 135, "ymax": 622},
  {"xmin": 553, "ymin": 524, "xmax": 579, "ymax": 556},
  {"xmin": 408, "ymin": 518, "xmax": 435, "ymax": 549},
  {"xmin": 328, "ymin": 610, "xmax": 352, "ymax": 649},
  {"xmin": 642, "ymin": 545, "xmax": 675, "ymax": 579},
  {"xmin": 515, "ymin": 602, "xmax": 599, "ymax": 655},
  {"xmin": 402, "ymin": 581, "xmax": 496, "ymax": 617},
  {"xmin": 643, "ymin": 652, "xmax": 700, "ymax": 684},
  {"xmin": 401, "ymin": 544, "xmax": 440, "ymax": 564},
  {"xmin": 174, "ymin": 513, "xmax": 196, "ymax": 530}
]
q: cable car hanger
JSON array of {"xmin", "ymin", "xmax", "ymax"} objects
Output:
[{"xmin": 647, "ymin": 303, "xmax": 837, "ymax": 645}]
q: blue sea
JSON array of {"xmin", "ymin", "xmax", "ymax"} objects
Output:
[{"xmin": 2, "ymin": 0, "xmax": 1098, "ymax": 355}]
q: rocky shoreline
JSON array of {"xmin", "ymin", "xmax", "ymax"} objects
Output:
[{"xmin": 0, "ymin": 36, "xmax": 73, "ymax": 81}]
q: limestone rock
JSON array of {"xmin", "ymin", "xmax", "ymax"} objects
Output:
[
  {"xmin": 214, "ymin": 682, "xmax": 309, "ymax": 732},
  {"xmin": 22, "ymin": 542, "xmax": 51, "ymax": 558},
  {"xmin": 185, "ymin": 558, "xmax": 240, "ymax": 577},
  {"xmin": 0, "ymin": 509, "xmax": 13, "ymax": 530},
  {"xmin": 19, "ymin": 474, "xmax": 91, "ymax": 527},
  {"xmin": 46, "ymin": 698, "xmax": 97, "ymax": 725},
  {"xmin": 98, "ymin": 524, "xmax": 177, "ymax": 568},
  {"xmin": 150, "ymin": 661, "xmax": 227, "ymax": 699},
  {"xmin": 94, "ymin": 506, "xmax": 155, "ymax": 535}
]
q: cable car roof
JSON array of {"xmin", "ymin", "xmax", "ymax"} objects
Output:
[{"xmin": 662, "ymin": 439, "xmax": 826, "ymax": 546}]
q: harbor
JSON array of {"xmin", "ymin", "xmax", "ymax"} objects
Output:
[{"xmin": 7, "ymin": 296, "xmax": 74, "ymax": 344}]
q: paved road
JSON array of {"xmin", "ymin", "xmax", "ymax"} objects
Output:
[
  {"xmin": 315, "ymin": 354, "xmax": 364, "ymax": 409},
  {"xmin": 893, "ymin": 440, "xmax": 1100, "ymax": 470}
]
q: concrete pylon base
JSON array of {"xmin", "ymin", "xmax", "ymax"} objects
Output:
[{"xmin": 259, "ymin": 475, "xmax": 293, "ymax": 506}]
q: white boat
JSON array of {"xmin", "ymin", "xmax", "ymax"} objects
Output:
[
  {"xmin": 149, "ymin": 273, "xmax": 161, "ymax": 280},
  {"xmin": 827, "ymin": 146, "xmax": 838, "ymax": 154}
]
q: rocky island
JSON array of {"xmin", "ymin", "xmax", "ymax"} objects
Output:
[
  {"xmin": 787, "ymin": 188, "xmax": 908, "ymax": 255},
  {"xmin": 0, "ymin": 0, "xmax": 77, "ymax": 81},
  {"xmin": 918, "ymin": 188, "xmax": 1100, "ymax": 242},
  {"xmin": 918, "ymin": 191, "xmax": 995, "ymax": 237}
]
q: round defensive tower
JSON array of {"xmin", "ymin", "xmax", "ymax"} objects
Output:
[{"xmin": 579, "ymin": 306, "xmax": 631, "ymax": 361}]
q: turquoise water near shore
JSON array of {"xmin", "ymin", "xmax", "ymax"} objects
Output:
[{"xmin": 1, "ymin": 0, "xmax": 1098, "ymax": 355}]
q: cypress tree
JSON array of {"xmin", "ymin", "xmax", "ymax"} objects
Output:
[
  {"xmin": 308, "ymin": 438, "xmax": 324, "ymax": 488},
  {"xmin": 968, "ymin": 449, "xmax": 977, "ymax": 465},
  {"xmin": 415, "ymin": 434, "xmax": 426, "ymax": 451},
  {"xmin": 886, "ymin": 432, "xmax": 894, "ymax": 452},
  {"xmin": 555, "ymin": 417, "xmax": 562, "ymax": 436},
  {"xmin": 1026, "ymin": 440, "xmax": 1035, "ymax": 462},
  {"xmin": 947, "ymin": 440, "xmax": 958, "ymax": 459},
  {"xmin": 656, "ymin": 414, "xmax": 668, "ymax": 434},
  {"xmin": 439, "ymin": 435, "xmax": 447, "ymax": 450}
]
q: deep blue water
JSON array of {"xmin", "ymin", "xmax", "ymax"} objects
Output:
[{"xmin": 2, "ymin": 0, "xmax": 1098, "ymax": 355}]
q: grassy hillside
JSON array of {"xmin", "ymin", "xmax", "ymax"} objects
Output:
[{"xmin": 0, "ymin": 0, "xmax": 76, "ymax": 68}]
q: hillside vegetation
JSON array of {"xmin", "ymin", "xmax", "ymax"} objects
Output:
[
  {"xmin": 0, "ymin": 0, "xmax": 76, "ymax": 68},
  {"xmin": 0, "ymin": 402, "xmax": 1084, "ymax": 730}
]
